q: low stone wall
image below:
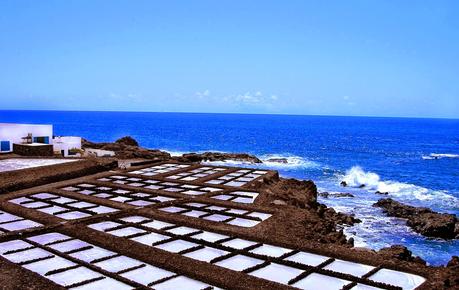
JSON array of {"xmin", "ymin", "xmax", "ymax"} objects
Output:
[
  {"xmin": 13, "ymin": 144, "xmax": 53, "ymax": 156},
  {"xmin": 0, "ymin": 158, "xmax": 117, "ymax": 194}
]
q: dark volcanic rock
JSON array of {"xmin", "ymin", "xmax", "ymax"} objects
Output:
[
  {"xmin": 319, "ymin": 192, "xmax": 354, "ymax": 198},
  {"xmin": 82, "ymin": 137, "xmax": 171, "ymax": 160},
  {"xmin": 375, "ymin": 191, "xmax": 389, "ymax": 195},
  {"xmin": 177, "ymin": 152, "xmax": 262, "ymax": 164},
  {"xmin": 340, "ymin": 181, "xmax": 347, "ymax": 187},
  {"xmin": 115, "ymin": 136, "xmax": 139, "ymax": 146},
  {"xmin": 375, "ymin": 198, "xmax": 459, "ymax": 239},
  {"xmin": 377, "ymin": 245, "xmax": 426, "ymax": 265}
]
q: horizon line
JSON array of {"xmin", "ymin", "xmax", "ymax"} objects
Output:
[{"xmin": 1, "ymin": 109, "xmax": 458, "ymax": 121}]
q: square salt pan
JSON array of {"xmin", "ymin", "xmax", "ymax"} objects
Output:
[
  {"xmin": 24, "ymin": 256, "xmax": 76, "ymax": 275},
  {"xmin": 56, "ymin": 211, "xmax": 91, "ymax": 220},
  {"xmin": 167, "ymin": 226, "xmax": 199, "ymax": 236},
  {"xmin": 69, "ymin": 246, "xmax": 115, "ymax": 263},
  {"xmin": 131, "ymin": 232, "xmax": 170, "ymax": 245},
  {"xmin": 160, "ymin": 206, "xmax": 185, "ymax": 213},
  {"xmin": 284, "ymin": 251, "xmax": 329, "ymax": 266},
  {"xmin": 47, "ymin": 266, "xmax": 103, "ymax": 287},
  {"xmin": 249, "ymin": 244, "xmax": 292, "ymax": 258},
  {"xmin": 108, "ymin": 226, "xmax": 146, "ymax": 237},
  {"xmin": 143, "ymin": 220, "xmax": 175, "ymax": 230},
  {"xmin": 27, "ymin": 232, "xmax": 70, "ymax": 245},
  {"xmin": 49, "ymin": 239, "xmax": 91, "ymax": 253},
  {"xmin": 324, "ymin": 259, "xmax": 374, "ymax": 277},
  {"xmin": 0, "ymin": 219, "xmax": 42, "ymax": 231},
  {"xmin": 369, "ymin": 268, "xmax": 426, "ymax": 290},
  {"xmin": 72, "ymin": 277, "xmax": 132, "ymax": 290},
  {"xmin": 0, "ymin": 240, "xmax": 33, "ymax": 254},
  {"xmin": 119, "ymin": 216, "xmax": 149, "ymax": 223},
  {"xmin": 249, "ymin": 263, "xmax": 303, "ymax": 285},
  {"xmin": 215, "ymin": 255, "xmax": 264, "ymax": 271},
  {"xmin": 3, "ymin": 247, "xmax": 52, "ymax": 263},
  {"xmin": 121, "ymin": 264, "xmax": 175, "ymax": 286},
  {"xmin": 221, "ymin": 238, "xmax": 257, "ymax": 249},
  {"xmin": 184, "ymin": 246, "xmax": 229, "ymax": 262},
  {"xmin": 351, "ymin": 284, "xmax": 385, "ymax": 290},
  {"xmin": 203, "ymin": 214, "xmax": 231, "ymax": 222},
  {"xmin": 155, "ymin": 240, "xmax": 198, "ymax": 253},
  {"xmin": 89, "ymin": 221, "xmax": 121, "ymax": 231},
  {"xmin": 95, "ymin": 255, "xmax": 144, "ymax": 273},
  {"xmin": 191, "ymin": 231, "xmax": 229, "ymax": 242},
  {"xmin": 89, "ymin": 206, "xmax": 117, "ymax": 214},
  {"xmin": 292, "ymin": 273, "xmax": 350, "ymax": 290},
  {"xmin": 226, "ymin": 218, "xmax": 260, "ymax": 227}
]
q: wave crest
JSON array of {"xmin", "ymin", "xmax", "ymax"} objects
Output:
[
  {"xmin": 260, "ymin": 154, "xmax": 320, "ymax": 169},
  {"xmin": 422, "ymin": 153, "xmax": 459, "ymax": 160},
  {"xmin": 341, "ymin": 166, "xmax": 459, "ymax": 207}
]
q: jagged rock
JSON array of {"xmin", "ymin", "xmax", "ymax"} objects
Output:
[
  {"xmin": 319, "ymin": 192, "xmax": 329, "ymax": 198},
  {"xmin": 377, "ymin": 245, "xmax": 426, "ymax": 265},
  {"xmin": 82, "ymin": 138, "xmax": 171, "ymax": 160},
  {"xmin": 447, "ymin": 256, "xmax": 459, "ymax": 268},
  {"xmin": 340, "ymin": 181, "xmax": 347, "ymax": 187},
  {"xmin": 374, "ymin": 198, "xmax": 459, "ymax": 239},
  {"xmin": 176, "ymin": 152, "xmax": 262, "ymax": 163},
  {"xmin": 375, "ymin": 191, "xmax": 389, "ymax": 195},
  {"xmin": 115, "ymin": 136, "xmax": 139, "ymax": 146}
]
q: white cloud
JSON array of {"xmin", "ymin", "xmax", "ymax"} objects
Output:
[{"xmin": 195, "ymin": 90, "xmax": 210, "ymax": 99}]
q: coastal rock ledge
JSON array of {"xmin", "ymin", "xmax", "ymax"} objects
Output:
[{"xmin": 374, "ymin": 198, "xmax": 459, "ymax": 239}]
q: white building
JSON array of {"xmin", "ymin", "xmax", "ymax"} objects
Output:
[
  {"xmin": 0, "ymin": 123, "xmax": 82, "ymax": 157},
  {"xmin": 53, "ymin": 136, "xmax": 82, "ymax": 157},
  {"xmin": 0, "ymin": 123, "xmax": 53, "ymax": 153}
]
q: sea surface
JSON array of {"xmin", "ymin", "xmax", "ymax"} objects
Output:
[{"xmin": 1, "ymin": 110, "xmax": 458, "ymax": 265}]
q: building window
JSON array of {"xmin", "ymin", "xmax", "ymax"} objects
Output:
[
  {"xmin": 33, "ymin": 136, "xmax": 50, "ymax": 144},
  {"xmin": 0, "ymin": 141, "xmax": 10, "ymax": 152}
]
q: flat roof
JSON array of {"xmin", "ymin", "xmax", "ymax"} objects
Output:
[{"xmin": 0, "ymin": 123, "xmax": 52, "ymax": 127}]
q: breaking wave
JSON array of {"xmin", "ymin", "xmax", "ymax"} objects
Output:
[
  {"xmin": 422, "ymin": 153, "xmax": 459, "ymax": 160},
  {"xmin": 259, "ymin": 154, "xmax": 321, "ymax": 169},
  {"xmin": 341, "ymin": 166, "xmax": 459, "ymax": 207}
]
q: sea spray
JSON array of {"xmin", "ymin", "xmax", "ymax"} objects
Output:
[{"xmin": 340, "ymin": 166, "xmax": 459, "ymax": 209}]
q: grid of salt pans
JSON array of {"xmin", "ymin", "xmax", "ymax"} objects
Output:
[
  {"xmin": 205, "ymin": 169, "xmax": 269, "ymax": 187},
  {"xmin": 60, "ymin": 183, "xmax": 175, "ymax": 207},
  {"xmin": 89, "ymin": 215, "xmax": 426, "ymax": 290},
  {"xmin": 97, "ymin": 175, "xmax": 223, "ymax": 195},
  {"xmin": 0, "ymin": 210, "xmax": 42, "ymax": 234},
  {"xmin": 159, "ymin": 202, "xmax": 271, "ymax": 227},
  {"xmin": 9, "ymin": 193, "xmax": 119, "ymax": 220},
  {"xmin": 211, "ymin": 191, "xmax": 259, "ymax": 204},
  {"xmin": 0, "ymin": 232, "xmax": 219, "ymax": 290},
  {"xmin": 164, "ymin": 166, "xmax": 229, "ymax": 181},
  {"xmin": 129, "ymin": 163, "xmax": 190, "ymax": 177}
]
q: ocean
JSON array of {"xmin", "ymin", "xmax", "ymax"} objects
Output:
[{"xmin": 1, "ymin": 110, "xmax": 458, "ymax": 265}]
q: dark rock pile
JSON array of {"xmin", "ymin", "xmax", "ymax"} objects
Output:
[
  {"xmin": 374, "ymin": 198, "xmax": 459, "ymax": 239},
  {"xmin": 177, "ymin": 152, "xmax": 262, "ymax": 163},
  {"xmin": 82, "ymin": 137, "xmax": 171, "ymax": 160}
]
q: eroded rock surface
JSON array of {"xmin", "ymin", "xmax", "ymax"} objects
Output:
[{"xmin": 374, "ymin": 198, "xmax": 459, "ymax": 239}]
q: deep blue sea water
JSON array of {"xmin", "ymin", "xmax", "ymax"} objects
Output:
[{"xmin": 1, "ymin": 110, "xmax": 458, "ymax": 265}]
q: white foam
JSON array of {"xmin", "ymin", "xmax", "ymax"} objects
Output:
[
  {"xmin": 341, "ymin": 166, "xmax": 459, "ymax": 206},
  {"xmin": 422, "ymin": 153, "xmax": 459, "ymax": 160}
]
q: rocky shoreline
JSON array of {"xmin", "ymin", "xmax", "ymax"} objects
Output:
[
  {"xmin": 374, "ymin": 198, "xmax": 459, "ymax": 239},
  {"xmin": 71, "ymin": 136, "xmax": 459, "ymax": 286}
]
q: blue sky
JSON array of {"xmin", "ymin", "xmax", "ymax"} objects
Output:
[{"xmin": 0, "ymin": 0, "xmax": 458, "ymax": 118}]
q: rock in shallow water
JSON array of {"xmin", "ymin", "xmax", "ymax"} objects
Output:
[{"xmin": 374, "ymin": 198, "xmax": 459, "ymax": 239}]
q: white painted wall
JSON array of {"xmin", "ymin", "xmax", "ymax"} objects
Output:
[
  {"xmin": 53, "ymin": 136, "xmax": 82, "ymax": 157},
  {"xmin": 0, "ymin": 123, "xmax": 53, "ymax": 152}
]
